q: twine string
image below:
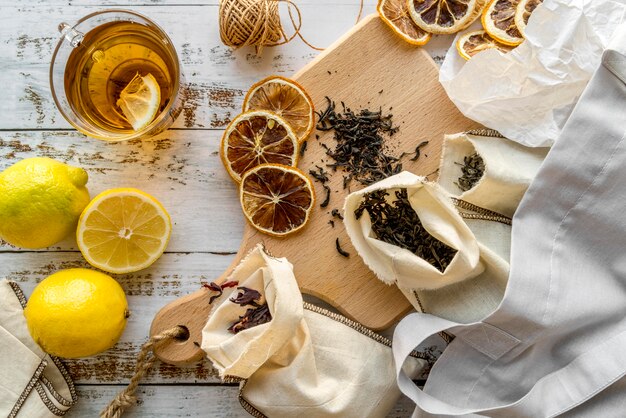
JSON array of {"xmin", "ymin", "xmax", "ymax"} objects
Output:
[
  {"xmin": 219, "ymin": 0, "xmax": 364, "ymax": 53},
  {"xmin": 100, "ymin": 326, "xmax": 188, "ymax": 418}
]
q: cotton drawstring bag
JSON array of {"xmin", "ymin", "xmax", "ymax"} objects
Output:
[
  {"xmin": 0, "ymin": 280, "xmax": 76, "ymax": 417},
  {"xmin": 201, "ymin": 244, "xmax": 425, "ymax": 418},
  {"xmin": 343, "ymin": 172, "xmax": 510, "ymax": 323},
  {"xmin": 392, "ymin": 23, "xmax": 626, "ymax": 417},
  {"xmin": 438, "ymin": 130, "xmax": 549, "ymax": 217}
]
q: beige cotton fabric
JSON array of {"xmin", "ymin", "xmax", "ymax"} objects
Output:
[
  {"xmin": 438, "ymin": 131, "xmax": 548, "ymax": 218},
  {"xmin": 0, "ymin": 280, "xmax": 76, "ymax": 418},
  {"xmin": 202, "ymin": 244, "xmax": 423, "ymax": 418},
  {"xmin": 343, "ymin": 172, "xmax": 509, "ymax": 323}
]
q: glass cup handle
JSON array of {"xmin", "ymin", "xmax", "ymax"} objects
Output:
[{"xmin": 58, "ymin": 23, "xmax": 84, "ymax": 48}]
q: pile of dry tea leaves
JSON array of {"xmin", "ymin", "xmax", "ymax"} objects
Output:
[
  {"xmin": 316, "ymin": 98, "xmax": 402, "ymax": 188},
  {"xmin": 227, "ymin": 287, "xmax": 272, "ymax": 334},
  {"xmin": 355, "ymin": 188, "xmax": 457, "ymax": 272},
  {"xmin": 455, "ymin": 152, "xmax": 485, "ymax": 192}
]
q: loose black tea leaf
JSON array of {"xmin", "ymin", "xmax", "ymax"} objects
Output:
[
  {"xmin": 320, "ymin": 185, "xmax": 331, "ymax": 208},
  {"xmin": 315, "ymin": 97, "xmax": 401, "ymax": 187},
  {"xmin": 331, "ymin": 208, "xmax": 343, "ymax": 220},
  {"xmin": 309, "ymin": 166, "xmax": 329, "ymax": 184},
  {"xmin": 410, "ymin": 141, "xmax": 429, "ymax": 161},
  {"xmin": 230, "ymin": 287, "xmax": 262, "ymax": 307},
  {"xmin": 228, "ymin": 304, "xmax": 272, "ymax": 334},
  {"xmin": 355, "ymin": 188, "xmax": 457, "ymax": 272},
  {"xmin": 328, "ymin": 220, "xmax": 335, "ymax": 228},
  {"xmin": 335, "ymin": 238, "xmax": 350, "ymax": 258},
  {"xmin": 299, "ymin": 140, "xmax": 308, "ymax": 157},
  {"xmin": 455, "ymin": 152, "xmax": 485, "ymax": 192}
]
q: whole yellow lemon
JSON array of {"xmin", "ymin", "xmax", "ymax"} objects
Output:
[
  {"xmin": 24, "ymin": 268, "xmax": 129, "ymax": 358},
  {"xmin": 0, "ymin": 157, "xmax": 90, "ymax": 249}
]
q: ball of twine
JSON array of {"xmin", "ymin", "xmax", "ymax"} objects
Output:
[{"xmin": 219, "ymin": 0, "xmax": 363, "ymax": 53}]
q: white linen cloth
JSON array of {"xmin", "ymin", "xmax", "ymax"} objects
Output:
[
  {"xmin": 0, "ymin": 280, "xmax": 76, "ymax": 417},
  {"xmin": 440, "ymin": 0, "xmax": 626, "ymax": 147},
  {"xmin": 202, "ymin": 245, "xmax": 423, "ymax": 418},
  {"xmin": 394, "ymin": 23, "xmax": 626, "ymax": 417}
]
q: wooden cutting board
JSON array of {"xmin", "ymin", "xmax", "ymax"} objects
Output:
[{"xmin": 150, "ymin": 14, "xmax": 480, "ymax": 366}]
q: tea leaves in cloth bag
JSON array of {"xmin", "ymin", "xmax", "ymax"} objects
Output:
[
  {"xmin": 0, "ymin": 280, "xmax": 76, "ymax": 417},
  {"xmin": 343, "ymin": 172, "xmax": 509, "ymax": 323},
  {"xmin": 201, "ymin": 244, "xmax": 424, "ymax": 418},
  {"xmin": 438, "ymin": 130, "xmax": 549, "ymax": 217}
]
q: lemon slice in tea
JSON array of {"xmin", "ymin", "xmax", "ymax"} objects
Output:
[
  {"xmin": 377, "ymin": 0, "xmax": 432, "ymax": 46},
  {"xmin": 221, "ymin": 110, "xmax": 299, "ymax": 183},
  {"xmin": 240, "ymin": 164, "xmax": 315, "ymax": 237},
  {"xmin": 456, "ymin": 29, "xmax": 513, "ymax": 60},
  {"xmin": 407, "ymin": 0, "xmax": 488, "ymax": 35},
  {"xmin": 482, "ymin": 0, "xmax": 524, "ymax": 46},
  {"xmin": 243, "ymin": 76, "xmax": 314, "ymax": 143},
  {"xmin": 77, "ymin": 188, "xmax": 171, "ymax": 274},
  {"xmin": 514, "ymin": 0, "xmax": 542, "ymax": 37},
  {"xmin": 116, "ymin": 73, "xmax": 161, "ymax": 131}
]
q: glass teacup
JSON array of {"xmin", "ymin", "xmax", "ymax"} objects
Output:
[{"xmin": 50, "ymin": 10, "xmax": 184, "ymax": 141}]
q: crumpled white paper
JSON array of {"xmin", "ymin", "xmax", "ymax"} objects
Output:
[{"xmin": 440, "ymin": 0, "xmax": 626, "ymax": 147}]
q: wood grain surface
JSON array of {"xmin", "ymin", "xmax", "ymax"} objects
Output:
[{"xmin": 0, "ymin": 1, "xmax": 458, "ymax": 416}]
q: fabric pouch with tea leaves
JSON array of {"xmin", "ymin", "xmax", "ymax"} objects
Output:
[
  {"xmin": 438, "ymin": 129, "xmax": 548, "ymax": 218},
  {"xmin": 201, "ymin": 244, "xmax": 424, "ymax": 418},
  {"xmin": 0, "ymin": 280, "xmax": 76, "ymax": 418},
  {"xmin": 343, "ymin": 171, "xmax": 510, "ymax": 323}
]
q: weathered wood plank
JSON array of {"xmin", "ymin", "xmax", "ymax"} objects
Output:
[
  {"xmin": 0, "ymin": 129, "xmax": 245, "ymax": 252},
  {"xmin": 69, "ymin": 385, "xmax": 418, "ymax": 417},
  {"xmin": 4, "ymin": 251, "xmax": 234, "ymax": 383},
  {"xmin": 0, "ymin": 3, "xmax": 452, "ymax": 130}
]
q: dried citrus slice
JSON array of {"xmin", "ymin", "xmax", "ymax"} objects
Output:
[
  {"xmin": 407, "ymin": 0, "xmax": 488, "ymax": 35},
  {"xmin": 456, "ymin": 29, "xmax": 513, "ymax": 60},
  {"xmin": 116, "ymin": 73, "xmax": 161, "ymax": 131},
  {"xmin": 221, "ymin": 110, "xmax": 299, "ymax": 183},
  {"xmin": 482, "ymin": 0, "xmax": 524, "ymax": 46},
  {"xmin": 514, "ymin": 0, "xmax": 542, "ymax": 37},
  {"xmin": 76, "ymin": 188, "xmax": 172, "ymax": 274},
  {"xmin": 243, "ymin": 76, "xmax": 314, "ymax": 143},
  {"xmin": 240, "ymin": 164, "xmax": 315, "ymax": 237},
  {"xmin": 378, "ymin": 0, "xmax": 432, "ymax": 46}
]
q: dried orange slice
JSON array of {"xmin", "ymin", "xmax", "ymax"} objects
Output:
[
  {"xmin": 240, "ymin": 164, "xmax": 315, "ymax": 237},
  {"xmin": 514, "ymin": 0, "xmax": 542, "ymax": 37},
  {"xmin": 482, "ymin": 0, "xmax": 524, "ymax": 46},
  {"xmin": 407, "ymin": 0, "xmax": 488, "ymax": 35},
  {"xmin": 243, "ymin": 76, "xmax": 314, "ymax": 143},
  {"xmin": 456, "ymin": 29, "xmax": 513, "ymax": 60},
  {"xmin": 221, "ymin": 110, "xmax": 299, "ymax": 183},
  {"xmin": 378, "ymin": 0, "xmax": 431, "ymax": 46}
]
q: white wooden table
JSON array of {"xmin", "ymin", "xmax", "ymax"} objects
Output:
[{"xmin": 0, "ymin": 1, "xmax": 454, "ymax": 416}]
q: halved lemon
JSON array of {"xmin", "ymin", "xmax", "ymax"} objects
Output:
[
  {"xmin": 407, "ymin": 0, "xmax": 488, "ymax": 35},
  {"xmin": 514, "ymin": 0, "xmax": 542, "ymax": 38},
  {"xmin": 221, "ymin": 110, "xmax": 299, "ymax": 183},
  {"xmin": 378, "ymin": 0, "xmax": 432, "ymax": 46},
  {"xmin": 456, "ymin": 29, "xmax": 513, "ymax": 60},
  {"xmin": 240, "ymin": 164, "xmax": 315, "ymax": 237},
  {"xmin": 482, "ymin": 0, "xmax": 524, "ymax": 46},
  {"xmin": 116, "ymin": 73, "xmax": 161, "ymax": 131},
  {"xmin": 76, "ymin": 188, "xmax": 171, "ymax": 274},
  {"xmin": 242, "ymin": 76, "xmax": 314, "ymax": 143}
]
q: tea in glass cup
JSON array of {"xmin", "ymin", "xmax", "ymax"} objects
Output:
[{"xmin": 51, "ymin": 10, "xmax": 184, "ymax": 141}]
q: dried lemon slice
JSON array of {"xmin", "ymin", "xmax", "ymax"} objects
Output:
[
  {"xmin": 407, "ymin": 0, "xmax": 488, "ymax": 35},
  {"xmin": 514, "ymin": 0, "xmax": 542, "ymax": 37},
  {"xmin": 116, "ymin": 73, "xmax": 161, "ymax": 131},
  {"xmin": 378, "ymin": 0, "xmax": 432, "ymax": 46},
  {"xmin": 456, "ymin": 29, "xmax": 513, "ymax": 60},
  {"xmin": 76, "ymin": 188, "xmax": 171, "ymax": 274},
  {"xmin": 243, "ymin": 76, "xmax": 314, "ymax": 143},
  {"xmin": 221, "ymin": 110, "xmax": 299, "ymax": 183},
  {"xmin": 482, "ymin": 0, "xmax": 524, "ymax": 46},
  {"xmin": 240, "ymin": 164, "xmax": 315, "ymax": 237}
]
